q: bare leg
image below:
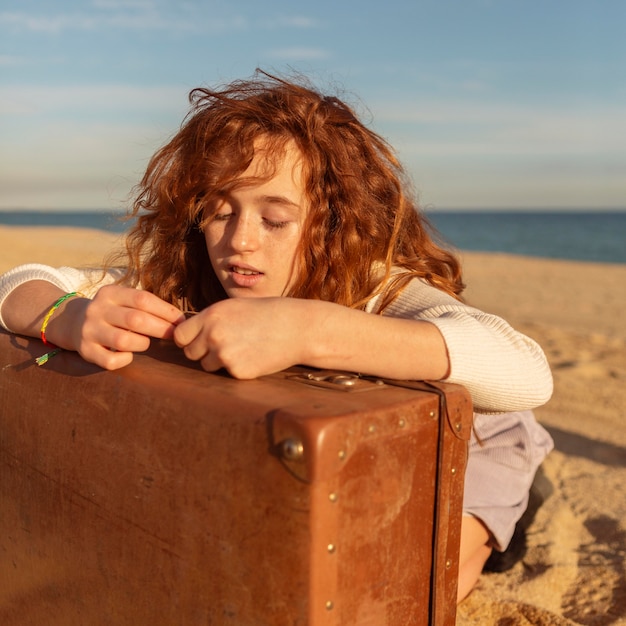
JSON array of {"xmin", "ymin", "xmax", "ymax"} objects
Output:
[{"xmin": 457, "ymin": 515, "xmax": 492, "ymax": 603}]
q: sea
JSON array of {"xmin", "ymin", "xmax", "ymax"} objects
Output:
[{"xmin": 0, "ymin": 209, "xmax": 624, "ymax": 265}]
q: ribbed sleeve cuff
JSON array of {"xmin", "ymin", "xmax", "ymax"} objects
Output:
[{"xmin": 0, "ymin": 264, "xmax": 85, "ymax": 331}]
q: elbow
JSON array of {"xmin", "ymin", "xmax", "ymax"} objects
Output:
[
  {"xmin": 538, "ymin": 369, "xmax": 554, "ymax": 407},
  {"xmin": 526, "ymin": 354, "xmax": 554, "ymax": 408},
  {"xmin": 459, "ymin": 366, "xmax": 554, "ymax": 414}
]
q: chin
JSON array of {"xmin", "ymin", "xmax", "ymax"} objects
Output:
[{"xmin": 226, "ymin": 288, "xmax": 262, "ymax": 299}]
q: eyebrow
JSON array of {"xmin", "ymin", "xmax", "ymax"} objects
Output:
[{"xmin": 257, "ymin": 194, "xmax": 301, "ymax": 210}]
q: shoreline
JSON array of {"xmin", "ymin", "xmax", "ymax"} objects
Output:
[{"xmin": 1, "ymin": 225, "xmax": 625, "ymax": 625}]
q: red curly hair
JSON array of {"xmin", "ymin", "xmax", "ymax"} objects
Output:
[{"xmin": 113, "ymin": 70, "xmax": 464, "ymax": 311}]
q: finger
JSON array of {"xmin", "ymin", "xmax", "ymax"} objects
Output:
[
  {"xmin": 199, "ymin": 351, "xmax": 225, "ymax": 374},
  {"xmin": 201, "ymin": 355, "xmax": 262, "ymax": 380},
  {"xmin": 79, "ymin": 343, "xmax": 135, "ymax": 371},
  {"xmin": 108, "ymin": 327, "xmax": 152, "ymax": 353},
  {"xmin": 128, "ymin": 290, "xmax": 186, "ymax": 325},
  {"xmin": 103, "ymin": 306, "xmax": 180, "ymax": 340},
  {"xmin": 172, "ymin": 316, "xmax": 203, "ymax": 349},
  {"xmin": 172, "ymin": 317, "xmax": 213, "ymax": 361},
  {"xmin": 80, "ymin": 325, "xmax": 151, "ymax": 355},
  {"xmin": 95, "ymin": 286, "xmax": 186, "ymax": 326},
  {"xmin": 86, "ymin": 293, "xmax": 181, "ymax": 341},
  {"xmin": 181, "ymin": 337, "xmax": 210, "ymax": 362}
]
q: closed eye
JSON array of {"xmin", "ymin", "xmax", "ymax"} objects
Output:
[
  {"xmin": 212, "ymin": 213, "xmax": 288, "ymax": 230},
  {"xmin": 263, "ymin": 217, "xmax": 289, "ymax": 230},
  {"xmin": 213, "ymin": 212, "xmax": 233, "ymax": 221}
]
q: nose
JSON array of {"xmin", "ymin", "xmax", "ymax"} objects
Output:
[{"xmin": 229, "ymin": 214, "xmax": 259, "ymax": 253}]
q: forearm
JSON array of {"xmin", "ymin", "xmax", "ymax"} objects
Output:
[
  {"xmin": 0, "ymin": 263, "xmax": 96, "ymax": 333},
  {"xmin": 1, "ymin": 281, "xmax": 68, "ymax": 338},
  {"xmin": 295, "ymin": 298, "xmax": 552, "ymax": 413},
  {"xmin": 299, "ymin": 300, "xmax": 451, "ymax": 381},
  {"xmin": 3, "ymin": 278, "xmax": 186, "ymax": 370}
]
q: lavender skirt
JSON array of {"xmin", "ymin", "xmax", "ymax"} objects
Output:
[{"xmin": 462, "ymin": 410, "xmax": 554, "ymax": 551}]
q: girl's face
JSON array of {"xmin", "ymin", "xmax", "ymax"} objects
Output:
[{"xmin": 203, "ymin": 142, "xmax": 308, "ymax": 299}]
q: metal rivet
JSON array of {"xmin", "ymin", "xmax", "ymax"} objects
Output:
[
  {"xmin": 327, "ymin": 543, "xmax": 336, "ymax": 553},
  {"xmin": 338, "ymin": 450, "xmax": 346, "ymax": 460},
  {"xmin": 329, "ymin": 492, "xmax": 338, "ymax": 503},
  {"xmin": 368, "ymin": 424, "xmax": 376, "ymax": 434},
  {"xmin": 429, "ymin": 410, "xmax": 436, "ymax": 419},
  {"xmin": 281, "ymin": 438, "xmax": 304, "ymax": 461},
  {"xmin": 398, "ymin": 418, "xmax": 406, "ymax": 428},
  {"xmin": 326, "ymin": 601, "xmax": 334, "ymax": 611},
  {"xmin": 445, "ymin": 559, "xmax": 452, "ymax": 569},
  {"xmin": 455, "ymin": 422, "xmax": 462, "ymax": 432},
  {"xmin": 451, "ymin": 467, "xmax": 457, "ymax": 475}
]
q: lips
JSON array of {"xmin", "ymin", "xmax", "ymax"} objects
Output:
[
  {"xmin": 231, "ymin": 266, "xmax": 261, "ymax": 276},
  {"xmin": 228, "ymin": 264, "xmax": 264, "ymax": 288}
]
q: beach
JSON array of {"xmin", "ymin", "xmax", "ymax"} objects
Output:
[
  {"xmin": 458, "ymin": 253, "xmax": 626, "ymax": 625},
  {"xmin": 1, "ymin": 225, "xmax": 625, "ymax": 625}
]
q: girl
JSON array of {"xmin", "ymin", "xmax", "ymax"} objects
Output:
[{"xmin": 0, "ymin": 71, "xmax": 553, "ymax": 603}]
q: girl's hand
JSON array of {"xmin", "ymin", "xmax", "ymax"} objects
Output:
[
  {"xmin": 173, "ymin": 298, "xmax": 306, "ymax": 379},
  {"xmin": 49, "ymin": 284, "xmax": 186, "ymax": 370},
  {"xmin": 173, "ymin": 296, "xmax": 450, "ymax": 382}
]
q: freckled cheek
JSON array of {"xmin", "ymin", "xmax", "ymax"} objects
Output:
[
  {"xmin": 203, "ymin": 226, "xmax": 225, "ymax": 256},
  {"xmin": 280, "ymin": 239, "xmax": 304, "ymax": 292}
]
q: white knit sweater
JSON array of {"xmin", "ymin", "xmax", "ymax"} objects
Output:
[{"xmin": 0, "ymin": 263, "xmax": 553, "ymax": 413}]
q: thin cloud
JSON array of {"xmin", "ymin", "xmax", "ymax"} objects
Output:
[
  {"xmin": 0, "ymin": 84, "xmax": 186, "ymax": 116},
  {"xmin": 0, "ymin": 9, "xmax": 245, "ymax": 34},
  {"xmin": 266, "ymin": 47, "xmax": 330, "ymax": 61},
  {"xmin": 92, "ymin": 0, "xmax": 157, "ymax": 9},
  {"xmin": 0, "ymin": 55, "xmax": 27, "ymax": 66},
  {"xmin": 372, "ymin": 99, "xmax": 626, "ymax": 156},
  {"xmin": 0, "ymin": 8, "xmax": 319, "ymax": 35},
  {"xmin": 259, "ymin": 15, "xmax": 320, "ymax": 29},
  {"xmin": 0, "ymin": 12, "xmax": 97, "ymax": 33}
]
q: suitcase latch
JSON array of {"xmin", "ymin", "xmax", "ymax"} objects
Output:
[{"xmin": 288, "ymin": 370, "xmax": 385, "ymax": 392}]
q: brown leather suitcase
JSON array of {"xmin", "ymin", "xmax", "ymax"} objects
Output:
[{"xmin": 0, "ymin": 329, "xmax": 472, "ymax": 625}]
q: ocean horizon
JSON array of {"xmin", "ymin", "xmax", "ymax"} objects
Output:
[{"xmin": 0, "ymin": 209, "xmax": 624, "ymax": 265}]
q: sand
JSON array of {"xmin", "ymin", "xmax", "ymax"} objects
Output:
[
  {"xmin": 1, "ymin": 225, "xmax": 625, "ymax": 625},
  {"xmin": 458, "ymin": 252, "xmax": 626, "ymax": 626}
]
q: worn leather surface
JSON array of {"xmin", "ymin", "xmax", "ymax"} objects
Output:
[{"xmin": 0, "ymin": 331, "xmax": 472, "ymax": 625}]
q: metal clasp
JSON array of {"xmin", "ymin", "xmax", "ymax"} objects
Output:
[{"xmin": 288, "ymin": 370, "xmax": 385, "ymax": 392}]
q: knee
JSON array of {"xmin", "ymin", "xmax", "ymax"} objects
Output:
[
  {"xmin": 457, "ymin": 543, "xmax": 492, "ymax": 603},
  {"xmin": 457, "ymin": 515, "xmax": 493, "ymax": 603}
]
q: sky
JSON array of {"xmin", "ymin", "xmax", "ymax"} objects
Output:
[{"xmin": 1, "ymin": 0, "xmax": 625, "ymax": 211}]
